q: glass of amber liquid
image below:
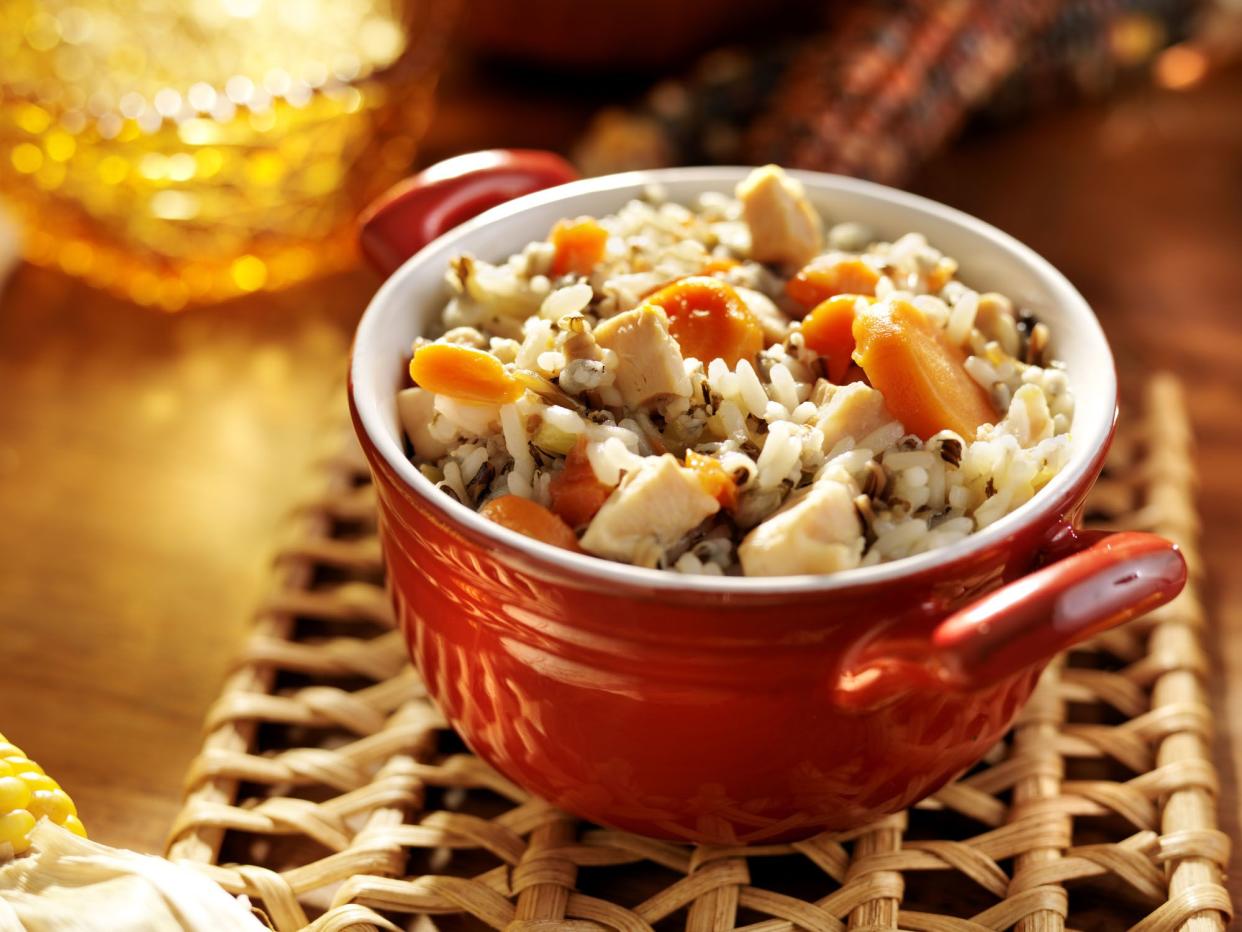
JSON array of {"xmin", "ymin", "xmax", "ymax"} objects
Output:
[{"xmin": 0, "ymin": 0, "xmax": 455, "ymax": 309}]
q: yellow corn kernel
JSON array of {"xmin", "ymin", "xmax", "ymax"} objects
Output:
[
  {"xmin": 62, "ymin": 815, "xmax": 87, "ymax": 838},
  {"xmin": 17, "ymin": 772, "xmax": 55, "ymax": 793},
  {"xmin": 0, "ymin": 811, "xmax": 35, "ymax": 854},
  {"xmin": 5, "ymin": 758, "xmax": 43, "ymax": 776},
  {"xmin": 28, "ymin": 790, "xmax": 74, "ymax": 823},
  {"xmin": 0, "ymin": 777, "xmax": 31, "ymax": 813},
  {"xmin": 0, "ymin": 732, "xmax": 84, "ymax": 855}
]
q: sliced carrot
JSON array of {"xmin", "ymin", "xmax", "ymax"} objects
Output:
[
  {"xmin": 479, "ymin": 495, "xmax": 583, "ymax": 552},
  {"xmin": 637, "ymin": 257, "xmax": 740, "ymax": 299},
  {"xmin": 409, "ymin": 343, "xmax": 524, "ymax": 405},
  {"xmin": 701, "ymin": 256, "xmax": 740, "ymax": 276},
  {"xmin": 787, "ymin": 256, "xmax": 880, "ymax": 309},
  {"xmin": 801, "ymin": 294, "xmax": 867, "ymax": 383},
  {"xmin": 550, "ymin": 217, "xmax": 609, "ymax": 276},
  {"xmin": 851, "ymin": 299, "xmax": 998, "ymax": 441},
  {"xmin": 549, "ymin": 437, "xmax": 614, "ymax": 528},
  {"xmin": 684, "ymin": 450, "xmax": 738, "ymax": 511},
  {"xmin": 644, "ymin": 276, "xmax": 763, "ymax": 366}
]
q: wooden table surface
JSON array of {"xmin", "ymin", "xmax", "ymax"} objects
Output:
[{"xmin": 0, "ymin": 57, "xmax": 1238, "ymax": 892}]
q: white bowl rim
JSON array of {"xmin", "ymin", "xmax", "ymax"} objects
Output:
[{"xmin": 351, "ymin": 165, "xmax": 1116, "ymax": 596}]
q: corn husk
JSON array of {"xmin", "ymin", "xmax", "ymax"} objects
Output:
[{"xmin": 0, "ymin": 821, "xmax": 267, "ymax": 931}]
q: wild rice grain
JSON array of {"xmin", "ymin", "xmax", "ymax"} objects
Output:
[{"xmin": 401, "ymin": 177, "xmax": 1075, "ymax": 576}]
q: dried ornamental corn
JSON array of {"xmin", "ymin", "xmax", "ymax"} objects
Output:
[{"xmin": 0, "ymin": 732, "xmax": 84, "ymax": 857}]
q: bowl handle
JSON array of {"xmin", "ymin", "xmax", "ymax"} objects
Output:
[
  {"xmin": 357, "ymin": 149, "xmax": 580, "ymax": 276},
  {"xmin": 833, "ymin": 529, "xmax": 1187, "ymax": 711}
]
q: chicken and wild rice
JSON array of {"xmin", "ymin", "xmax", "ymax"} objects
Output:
[{"xmin": 395, "ymin": 166, "xmax": 1073, "ymax": 577}]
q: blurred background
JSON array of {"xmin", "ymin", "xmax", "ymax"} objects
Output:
[{"xmin": 0, "ymin": 0, "xmax": 1240, "ymax": 854}]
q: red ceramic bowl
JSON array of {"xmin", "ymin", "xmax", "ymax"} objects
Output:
[{"xmin": 350, "ymin": 151, "xmax": 1186, "ymax": 844}]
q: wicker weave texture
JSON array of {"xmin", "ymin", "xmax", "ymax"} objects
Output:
[{"xmin": 167, "ymin": 374, "xmax": 1231, "ymax": 932}]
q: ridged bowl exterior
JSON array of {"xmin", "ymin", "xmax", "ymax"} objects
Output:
[
  {"xmin": 356, "ymin": 407, "xmax": 1103, "ymax": 843},
  {"xmin": 350, "ymin": 163, "xmax": 1143, "ymax": 844}
]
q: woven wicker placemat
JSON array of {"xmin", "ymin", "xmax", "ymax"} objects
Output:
[{"xmin": 167, "ymin": 374, "xmax": 1232, "ymax": 932}]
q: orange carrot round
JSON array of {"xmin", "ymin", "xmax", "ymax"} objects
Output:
[
  {"xmin": 409, "ymin": 343, "xmax": 524, "ymax": 406},
  {"xmin": 787, "ymin": 256, "xmax": 880, "ymax": 309},
  {"xmin": 851, "ymin": 300, "xmax": 997, "ymax": 441},
  {"xmin": 684, "ymin": 450, "xmax": 738, "ymax": 510},
  {"xmin": 550, "ymin": 217, "xmax": 609, "ymax": 276},
  {"xmin": 549, "ymin": 437, "xmax": 614, "ymax": 528},
  {"xmin": 479, "ymin": 495, "xmax": 583, "ymax": 551},
  {"xmin": 644, "ymin": 276, "xmax": 763, "ymax": 366},
  {"xmin": 700, "ymin": 256, "xmax": 740, "ymax": 276},
  {"xmin": 638, "ymin": 258, "xmax": 739, "ymax": 299},
  {"xmin": 801, "ymin": 294, "xmax": 868, "ymax": 383}
]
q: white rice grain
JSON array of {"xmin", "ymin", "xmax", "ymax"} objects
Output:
[
  {"xmin": 544, "ymin": 405, "xmax": 585, "ymax": 436},
  {"xmin": 926, "ymin": 460, "xmax": 947, "ymax": 512},
  {"xmin": 768, "ymin": 363, "xmax": 800, "ymax": 411},
  {"xmin": 459, "ymin": 446, "xmax": 488, "ymax": 483},
  {"xmin": 948, "ymin": 484, "xmax": 973, "ymax": 512},
  {"xmin": 935, "ymin": 517, "xmax": 975, "ymax": 536},
  {"xmin": 506, "ymin": 470, "xmax": 532, "ymax": 498},
  {"xmin": 441, "ymin": 460, "xmax": 469, "ymax": 503},
  {"xmin": 946, "ymin": 289, "xmax": 979, "ymax": 346},
  {"xmin": 540, "ymin": 282, "xmax": 593, "ymax": 319},
  {"xmin": 964, "ymin": 355, "xmax": 999, "ymax": 392},
  {"xmin": 587, "ymin": 437, "xmax": 643, "ymax": 486},
  {"xmin": 827, "ymin": 221, "xmax": 872, "ymax": 251},
  {"xmin": 500, "ymin": 404, "xmax": 535, "ymax": 480},
  {"xmin": 536, "ymin": 350, "xmax": 565, "ymax": 375},
  {"xmin": 736, "ymin": 359, "xmax": 768, "ymax": 418},
  {"xmin": 792, "ymin": 400, "xmax": 818, "ymax": 424},
  {"xmin": 764, "ymin": 400, "xmax": 791, "ymax": 422},
  {"xmin": 756, "ymin": 421, "xmax": 802, "ymax": 489},
  {"xmin": 718, "ymin": 400, "xmax": 750, "ymax": 446},
  {"xmin": 874, "ymin": 518, "xmax": 928, "ymax": 558},
  {"xmin": 912, "ymin": 294, "xmax": 949, "ymax": 328},
  {"xmin": 858, "ymin": 422, "xmax": 905, "ymax": 452},
  {"xmin": 882, "ymin": 450, "xmax": 935, "ymax": 471},
  {"xmin": 406, "ymin": 186, "xmax": 1078, "ymax": 577},
  {"xmin": 516, "ymin": 317, "xmax": 555, "ymax": 371},
  {"xmin": 717, "ymin": 450, "xmax": 758, "ymax": 488},
  {"xmin": 903, "ymin": 466, "xmax": 929, "ymax": 487},
  {"xmin": 435, "ymin": 396, "xmax": 499, "ymax": 437}
]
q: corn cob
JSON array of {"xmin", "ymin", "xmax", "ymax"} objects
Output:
[{"xmin": 0, "ymin": 731, "xmax": 85, "ymax": 856}]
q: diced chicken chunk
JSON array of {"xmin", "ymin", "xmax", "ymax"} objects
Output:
[
  {"xmin": 739, "ymin": 479, "xmax": 863, "ymax": 576},
  {"xmin": 816, "ymin": 383, "xmax": 897, "ymax": 451},
  {"xmin": 736, "ymin": 286, "xmax": 792, "ymax": 343},
  {"xmin": 397, "ymin": 387, "xmax": 453, "ymax": 460},
  {"xmin": 593, "ymin": 305, "xmax": 691, "ymax": 407},
  {"xmin": 581, "ymin": 454, "xmax": 720, "ymax": 565},
  {"xmin": 737, "ymin": 165, "xmax": 824, "ymax": 267}
]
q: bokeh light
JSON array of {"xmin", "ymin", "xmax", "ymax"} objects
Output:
[
  {"xmin": 0, "ymin": 0, "xmax": 457, "ymax": 308},
  {"xmin": 1154, "ymin": 44, "xmax": 1210, "ymax": 90}
]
